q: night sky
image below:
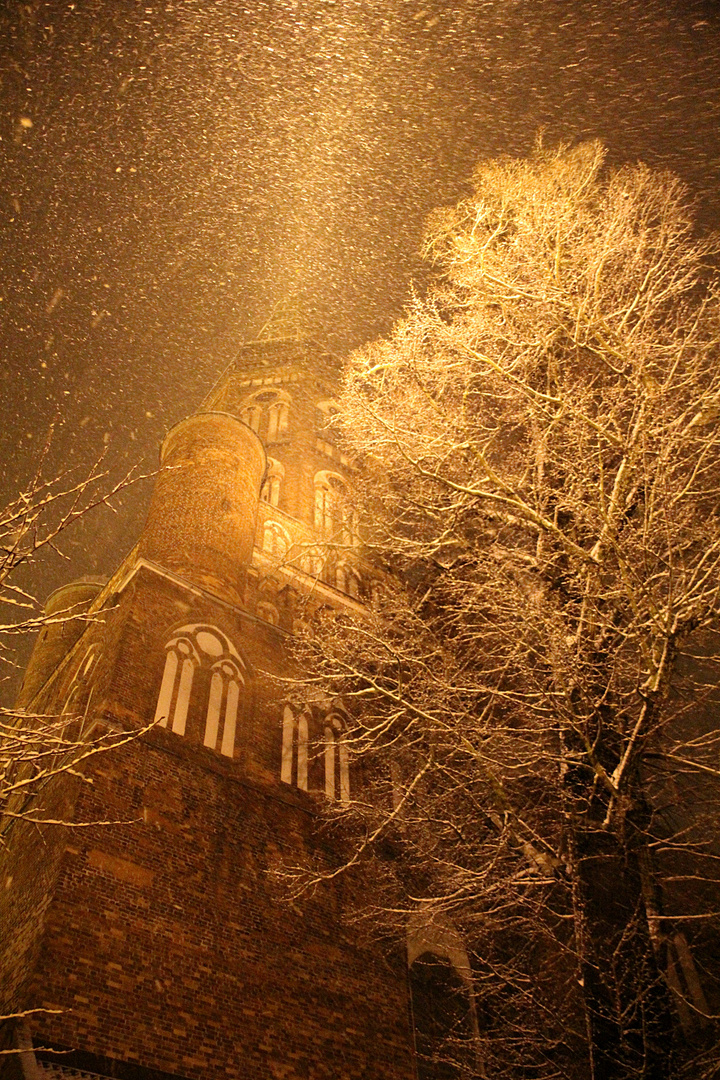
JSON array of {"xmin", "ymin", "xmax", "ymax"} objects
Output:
[{"xmin": 2, "ymin": 0, "xmax": 720, "ymax": 688}]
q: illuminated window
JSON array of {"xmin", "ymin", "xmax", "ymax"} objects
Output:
[
  {"xmin": 335, "ymin": 563, "xmax": 360, "ymax": 598},
  {"xmin": 257, "ymin": 601, "xmax": 279, "ymax": 626},
  {"xmin": 314, "ymin": 471, "xmax": 351, "ymax": 540},
  {"xmin": 281, "ymin": 705, "xmax": 309, "ymax": 791},
  {"xmin": 240, "ymin": 390, "xmax": 291, "ymax": 443},
  {"xmin": 324, "ymin": 712, "xmax": 350, "ymax": 803},
  {"xmin": 261, "ymin": 457, "xmax": 285, "ymax": 508},
  {"xmin": 262, "ymin": 520, "xmax": 290, "ymax": 558},
  {"xmin": 242, "ymin": 404, "xmax": 261, "ymax": 433},
  {"xmin": 153, "ymin": 625, "xmax": 245, "ymax": 758}
]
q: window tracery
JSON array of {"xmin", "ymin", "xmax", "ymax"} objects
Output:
[
  {"xmin": 262, "ymin": 520, "xmax": 290, "ymax": 558},
  {"xmin": 279, "ymin": 705, "xmax": 350, "ymax": 801},
  {"xmin": 240, "ymin": 390, "xmax": 291, "ymax": 443},
  {"xmin": 153, "ymin": 625, "xmax": 245, "ymax": 758}
]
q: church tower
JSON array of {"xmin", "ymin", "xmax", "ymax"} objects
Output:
[{"xmin": 0, "ymin": 339, "xmax": 417, "ymax": 1080}]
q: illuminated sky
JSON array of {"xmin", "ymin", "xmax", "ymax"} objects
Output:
[{"xmin": 1, "ymin": 0, "xmax": 720, "ymax": 629}]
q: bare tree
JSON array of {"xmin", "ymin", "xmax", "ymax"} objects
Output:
[
  {"xmin": 0, "ymin": 427, "xmax": 144, "ymax": 836},
  {"xmin": 293, "ymin": 143, "xmax": 720, "ymax": 1079}
]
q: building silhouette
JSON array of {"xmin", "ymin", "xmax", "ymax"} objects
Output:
[{"xmin": 1, "ymin": 338, "xmax": 475, "ymax": 1080}]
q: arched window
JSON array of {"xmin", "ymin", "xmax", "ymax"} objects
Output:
[
  {"xmin": 241, "ymin": 404, "xmax": 261, "ymax": 433},
  {"xmin": 314, "ymin": 471, "xmax": 350, "ymax": 540},
  {"xmin": 261, "ymin": 457, "xmax": 285, "ymax": 508},
  {"xmin": 335, "ymin": 563, "xmax": 361, "ymax": 598},
  {"xmin": 153, "ymin": 625, "xmax": 245, "ymax": 758},
  {"xmin": 240, "ymin": 390, "xmax": 291, "ymax": 443},
  {"xmin": 302, "ymin": 546, "xmax": 325, "ymax": 579},
  {"xmin": 409, "ymin": 954, "xmax": 476, "ymax": 1080},
  {"xmin": 267, "ymin": 397, "xmax": 290, "ymax": 441},
  {"xmin": 257, "ymin": 601, "xmax": 279, "ymax": 627},
  {"xmin": 280, "ymin": 705, "xmax": 308, "ymax": 791},
  {"xmin": 62, "ymin": 645, "xmax": 98, "ymax": 728},
  {"xmin": 262, "ymin": 520, "xmax": 290, "ymax": 558},
  {"xmin": 407, "ymin": 918, "xmax": 480, "ymax": 1080},
  {"xmin": 324, "ymin": 712, "xmax": 350, "ymax": 803}
]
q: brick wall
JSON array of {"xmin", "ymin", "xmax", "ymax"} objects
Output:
[{"xmin": 16, "ymin": 731, "xmax": 415, "ymax": 1080}]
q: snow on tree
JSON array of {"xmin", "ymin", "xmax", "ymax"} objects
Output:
[
  {"xmin": 293, "ymin": 142, "xmax": 720, "ymax": 1079},
  {"xmin": 0, "ymin": 431, "xmax": 144, "ymax": 835}
]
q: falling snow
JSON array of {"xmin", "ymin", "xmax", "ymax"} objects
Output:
[{"xmin": 0, "ymin": 0, "xmax": 719, "ymax": 626}]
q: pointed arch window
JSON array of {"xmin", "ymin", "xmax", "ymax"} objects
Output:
[
  {"xmin": 302, "ymin": 546, "xmax": 325, "ymax": 579},
  {"xmin": 267, "ymin": 398, "xmax": 290, "ymax": 441},
  {"xmin": 335, "ymin": 563, "xmax": 361, "ymax": 599},
  {"xmin": 240, "ymin": 390, "xmax": 291, "ymax": 443},
  {"xmin": 314, "ymin": 471, "xmax": 350, "ymax": 540},
  {"xmin": 280, "ymin": 705, "xmax": 309, "ymax": 791},
  {"xmin": 261, "ymin": 458, "xmax": 285, "ymax": 508},
  {"xmin": 153, "ymin": 625, "xmax": 245, "ymax": 758},
  {"xmin": 262, "ymin": 520, "xmax": 290, "ymax": 558},
  {"xmin": 324, "ymin": 712, "xmax": 350, "ymax": 803},
  {"xmin": 407, "ymin": 918, "xmax": 481, "ymax": 1080},
  {"xmin": 242, "ymin": 404, "xmax": 262, "ymax": 433}
]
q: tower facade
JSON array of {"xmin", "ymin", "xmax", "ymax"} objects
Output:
[{"xmin": 0, "ymin": 340, "xmax": 416, "ymax": 1080}]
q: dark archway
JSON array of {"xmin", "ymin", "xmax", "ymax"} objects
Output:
[{"xmin": 409, "ymin": 951, "xmax": 476, "ymax": 1080}]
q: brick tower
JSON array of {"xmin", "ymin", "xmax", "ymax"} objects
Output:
[{"xmin": 0, "ymin": 338, "xmax": 418, "ymax": 1080}]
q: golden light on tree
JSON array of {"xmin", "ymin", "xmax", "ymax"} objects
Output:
[{"xmin": 294, "ymin": 142, "xmax": 720, "ymax": 1080}]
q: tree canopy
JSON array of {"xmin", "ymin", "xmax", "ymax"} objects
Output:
[{"xmin": 296, "ymin": 143, "xmax": 720, "ymax": 1079}]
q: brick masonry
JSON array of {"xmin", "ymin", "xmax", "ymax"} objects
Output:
[{"xmin": 0, "ymin": 341, "xmax": 417, "ymax": 1080}]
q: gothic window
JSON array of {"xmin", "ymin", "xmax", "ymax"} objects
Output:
[
  {"xmin": 261, "ymin": 457, "xmax": 285, "ymax": 508},
  {"xmin": 62, "ymin": 645, "xmax": 98, "ymax": 724},
  {"xmin": 262, "ymin": 520, "xmax": 290, "ymax": 558},
  {"xmin": 280, "ymin": 705, "xmax": 308, "ymax": 791},
  {"xmin": 314, "ymin": 471, "xmax": 350, "ymax": 540},
  {"xmin": 335, "ymin": 563, "xmax": 360, "ymax": 598},
  {"xmin": 240, "ymin": 390, "xmax": 291, "ymax": 443},
  {"xmin": 267, "ymin": 397, "xmax": 290, "ymax": 441},
  {"xmin": 314, "ymin": 471, "xmax": 359, "ymax": 547},
  {"xmin": 302, "ymin": 546, "xmax": 324, "ymax": 579},
  {"xmin": 153, "ymin": 625, "xmax": 245, "ymax": 758},
  {"xmin": 257, "ymin": 601, "xmax": 279, "ymax": 627},
  {"xmin": 242, "ymin": 404, "xmax": 262, "ymax": 433},
  {"xmin": 324, "ymin": 712, "xmax": 350, "ymax": 803}
]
